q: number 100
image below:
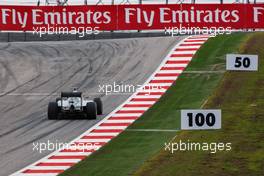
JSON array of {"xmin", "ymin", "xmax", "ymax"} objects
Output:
[{"xmin": 187, "ymin": 113, "xmax": 216, "ymax": 127}]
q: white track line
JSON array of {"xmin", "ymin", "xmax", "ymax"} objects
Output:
[
  {"xmin": 54, "ymin": 152, "xmax": 93, "ymax": 156},
  {"xmin": 125, "ymin": 101, "xmax": 156, "ymax": 105},
  {"xmin": 96, "ymin": 126, "xmax": 127, "ymax": 130},
  {"xmin": 172, "ymin": 51, "xmax": 196, "ymax": 54},
  {"xmin": 182, "ymin": 41, "xmax": 205, "ymax": 44},
  {"xmin": 11, "ymin": 35, "xmax": 211, "ymax": 176},
  {"xmin": 164, "ymin": 64, "xmax": 188, "ymax": 67},
  {"xmin": 104, "ymin": 119, "xmax": 135, "ymax": 123},
  {"xmin": 121, "ymin": 107, "xmax": 149, "ymax": 110},
  {"xmin": 18, "ymin": 174, "xmax": 57, "ymax": 176},
  {"xmin": 111, "ymin": 113, "xmax": 142, "ymax": 117},
  {"xmin": 88, "ymin": 132, "xmax": 120, "ymax": 136},
  {"xmin": 157, "ymin": 70, "xmax": 183, "ymax": 74},
  {"xmin": 28, "ymin": 166, "xmax": 71, "ymax": 170},
  {"xmin": 126, "ymin": 129, "xmax": 180, "ymax": 132},
  {"xmin": 42, "ymin": 159, "xmax": 81, "ymax": 163},
  {"xmin": 77, "ymin": 139, "xmax": 111, "ymax": 143},
  {"xmin": 133, "ymin": 95, "xmax": 162, "ymax": 99},
  {"xmin": 177, "ymin": 45, "xmax": 200, "ymax": 49},
  {"xmin": 152, "ymin": 77, "xmax": 178, "ymax": 80}
]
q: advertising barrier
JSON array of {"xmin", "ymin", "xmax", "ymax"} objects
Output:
[{"xmin": 0, "ymin": 4, "xmax": 263, "ymax": 31}]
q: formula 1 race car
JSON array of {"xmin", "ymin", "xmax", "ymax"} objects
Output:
[{"xmin": 48, "ymin": 89, "xmax": 102, "ymax": 120}]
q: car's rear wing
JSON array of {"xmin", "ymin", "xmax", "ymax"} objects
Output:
[{"xmin": 61, "ymin": 92, "xmax": 82, "ymax": 97}]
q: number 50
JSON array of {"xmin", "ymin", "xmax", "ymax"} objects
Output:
[{"xmin": 235, "ymin": 57, "xmax": 250, "ymax": 68}]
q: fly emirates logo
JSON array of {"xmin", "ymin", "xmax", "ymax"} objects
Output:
[
  {"xmin": 0, "ymin": 8, "xmax": 111, "ymax": 28},
  {"xmin": 0, "ymin": 6, "xmax": 264, "ymax": 29},
  {"xmin": 125, "ymin": 7, "xmax": 264, "ymax": 26}
]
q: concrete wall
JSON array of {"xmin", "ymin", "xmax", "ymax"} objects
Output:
[{"xmin": 0, "ymin": 31, "xmax": 168, "ymax": 42}]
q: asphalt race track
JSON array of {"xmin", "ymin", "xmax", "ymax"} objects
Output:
[{"xmin": 0, "ymin": 36, "xmax": 183, "ymax": 176}]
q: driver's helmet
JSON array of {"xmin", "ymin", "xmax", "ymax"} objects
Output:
[{"xmin": 73, "ymin": 88, "xmax": 78, "ymax": 92}]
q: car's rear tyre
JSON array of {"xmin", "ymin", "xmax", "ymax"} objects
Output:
[
  {"xmin": 86, "ymin": 102, "xmax": 97, "ymax": 119},
  {"xmin": 48, "ymin": 102, "xmax": 59, "ymax": 120},
  {"xmin": 93, "ymin": 98, "xmax": 103, "ymax": 115}
]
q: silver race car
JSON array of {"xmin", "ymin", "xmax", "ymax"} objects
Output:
[{"xmin": 48, "ymin": 89, "xmax": 102, "ymax": 119}]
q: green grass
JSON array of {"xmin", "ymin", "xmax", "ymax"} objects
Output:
[
  {"xmin": 60, "ymin": 33, "xmax": 250, "ymax": 176},
  {"xmin": 134, "ymin": 33, "xmax": 264, "ymax": 176}
]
